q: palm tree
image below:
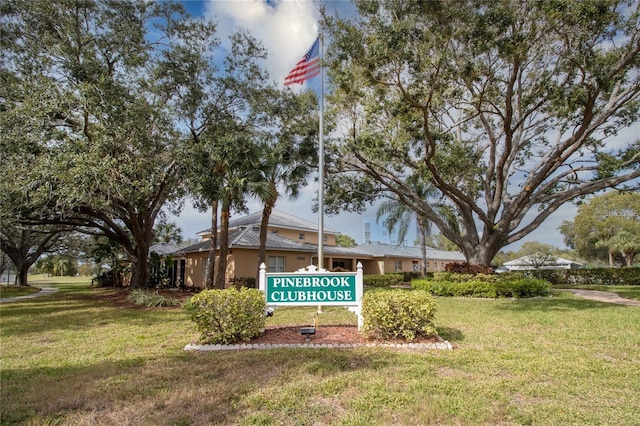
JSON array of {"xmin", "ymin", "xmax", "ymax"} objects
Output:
[
  {"xmin": 254, "ymin": 89, "xmax": 318, "ymax": 277},
  {"xmin": 377, "ymin": 197, "xmax": 433, "ymax": 276},
  {"xmin": 214, "ymin": 136, "xmax": 272, "ymax": 289},
  {"xmin": 376, "ymin": 179, "xmax": 459, "ymax": 276},
  {"xmin": 153, "ymin": 220, "xmax": 183, "ymax": 244}
]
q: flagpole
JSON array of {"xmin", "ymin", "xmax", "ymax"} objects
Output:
[
  {"xmin": 317, "ymin": 34, "xmax": 325, "ymax": 314},
  {"xmin": 317, "ymin": 34, "xmax": 324, "ymax": 271}
]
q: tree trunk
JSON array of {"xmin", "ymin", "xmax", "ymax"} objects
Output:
[
  {"xmin": 128, "ymin": 239, "xmax": 150, "ymax": 289},
  {"xmin": 623, "ymin": 251, "xmax": 634, "ymax": 267},
  {"xmin": 1, "ymin": 228, "xmax": 60, "ymax": 287},
  {"xmin": 608, "ymin": 249, "xmax": 615, "ymax": 267},
  {"xmin": 16, "ymin": 264, "xmax": 29, "ymax": 286},
  {"xmin": 127, "ymin": 215, "xmax": 154, "ymax": 289},
  {"xmin": 205, "ymin": 200, "xmax": 219, "ymax": 289},
  {"xmin": 257, "ymin": 196, "xmax": 275, "ymax": 280},
  {"xmin": 461, "ymin": 242, "xmax": 499, "ymax": 266},
  {"xmin": 418, "ymin": 222, "xmax": 428, "ymax": 276},
  {"xmin": 215, "ymin": 198, "xmax": 231, "ymax": 289}
]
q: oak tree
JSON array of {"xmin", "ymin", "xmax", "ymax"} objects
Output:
[{"xmin": 323, "ymin": 0, "xmax": 640, "ymax": 265}]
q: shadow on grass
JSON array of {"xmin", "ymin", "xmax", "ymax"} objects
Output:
[
  {"xmin": 0, "ymin": 344, "xmax": 405, "ymax": 425},
  {"xmin": 0, "ymin": 291, "xmax": 187, "ymax": 337},
  {"xmin": 437, "ymin": 326, "xmax": 465, "ymax": 342}
]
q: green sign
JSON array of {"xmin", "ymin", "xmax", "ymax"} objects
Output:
[{"xmin": 265, "ymin": 273, "xmax": 357, "ymax": 305}]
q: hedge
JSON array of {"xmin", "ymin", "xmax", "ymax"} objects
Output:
[
  {"xmin": 524, "ymin": 268, "xmax": 640, "ymax": 286},
  {"xmin": 363, "ymin": 273, "xmax": 405, "ymax": 287},
  {"xmin": 184, "ymin": 287, "xmax": 266, "ymax": 344},
  {"xmin": 412, "ymin": 276, "xmax": 551, "ymax": 298},
  {"xmin": 361, "ymin": 290, "xmax": 437, "ymax": 341}
]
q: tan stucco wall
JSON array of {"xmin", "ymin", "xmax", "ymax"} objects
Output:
[
  {"xmin": 184, "ymin": 254, "xmax": 210, "ymax": 287},
  {"xmin": 181, "ymin": 249, "xmax": 460, "ymax": 288},
  {"xmin": 269, "ymin": 228, "xmax": 336, "ymax": 246},
  {"xmin": 362, "ymin": 257, "xmax": 454, "ymax": 275},
  {"xmin": 183, "ymin": 249, "xmax": 320, "ymax": 288}
]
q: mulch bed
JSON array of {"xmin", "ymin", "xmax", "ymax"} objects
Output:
[{"xmin": 88, "ymin": 287, "xmax": 442, "ymax": 346}]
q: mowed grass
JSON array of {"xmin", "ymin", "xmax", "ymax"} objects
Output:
[
  {"xmin": 1, "ymin": 281, "xmax": 639, "ymax": 425},
  {"xmin": 0, "ymin": 275, "xmax": 91, "ymax": 298},
  {"xmin": 0, "ymin": 285, "xmax": 40, "ymax": 298}
]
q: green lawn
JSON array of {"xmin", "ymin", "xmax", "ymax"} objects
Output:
[
  {"xmin": 1, "ymin": 282, "xmax": 639, "ymax": 425},
  {"xmin": 0, "ymin": 285, "xmax": 40, "ymax": 298},
  {"xmin": 0, "ymin": 275, "xmax": 92, "ymax": 298}
]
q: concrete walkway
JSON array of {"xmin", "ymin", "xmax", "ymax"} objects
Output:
[
  {"xmin": 562, "ymin": 289, "xmax": 640, "ymax": 306},
  {"xmin": 0, "ymin": 287, "xmax": 59, "ymax": 303}
]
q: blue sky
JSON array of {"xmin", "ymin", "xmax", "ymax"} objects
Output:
[
  {"xmin": 167, "ymin": 1, "xmax": 638, "ymax": 252},
  {"xmin": 169, "ymin": 1, "xmax": 373, "ymax": 244}
]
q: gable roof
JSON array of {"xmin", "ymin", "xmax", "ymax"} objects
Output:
[
  {"xmin": 355, "ymin": 242, "xmax": 467, "ymax": 262},
  {"xmin": 178, "ymin": 227, "xmax": 360, "ymax": 256},
  {"xmin": 178, "ymin": 231, "xmax": 469, "ymax": 262},
  {"xmin": 149, "ymin": 242, "xmax": 181, "ymax": 256},
  {"xmin": 197, "ymin": 209, "xmax": 340, "ymax": 236}
]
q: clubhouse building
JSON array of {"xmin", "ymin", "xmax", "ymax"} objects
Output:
[{"xmin": 166, "ymin": 210, "xmax": 466, "ymax": 289}]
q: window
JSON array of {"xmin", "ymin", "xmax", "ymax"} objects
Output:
[
  {"xmin": 268, "ymin": 256, "xmax": 285, "ymax": 272},
  {"xmin": 299, "ymin": 233, "xmax": 305, "ymax": 240},
  {"xmin": 394, "ymin": 260, "xmax": 402, "ymax": 272},
  {"xmin": 202, "ymin": 257, "xmax": 209, "ymax": 280},
  {"xmin": 412, "ymin": 261, "xmax": 419, "ymax": 272}
]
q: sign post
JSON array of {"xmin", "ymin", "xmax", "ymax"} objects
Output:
[{"xmin": 259, "ymin": 262, "xmax": 364, "ymax": 330}]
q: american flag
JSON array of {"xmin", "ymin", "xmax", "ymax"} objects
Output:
[{"xmin": 284, "ymin": 37, "xmax": 320, "ymax": 86}]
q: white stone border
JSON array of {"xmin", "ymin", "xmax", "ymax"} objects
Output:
[{"xmin": 184, "ymin": 341, "xmax": 453, "ymax": 351}]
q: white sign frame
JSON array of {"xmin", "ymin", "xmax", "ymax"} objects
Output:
[{"xmin": 259, "ymin": 262, "xmax": 364, "ymax": 330}]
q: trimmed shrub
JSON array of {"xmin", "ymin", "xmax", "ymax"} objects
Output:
[
  {"xmin": 412, "ymin": 276, "xmax": 551, "ymax": 298},
  {"xmin": 234, "ymin": 276, "xmax": 257, "ymax": 288},
  {"xmin": 361, "ymin": 290, "xmax": 437, "ymax": 341},
  {"xmin": 126, "ymin": 289, "xmax": 181, "ymax": 307},
  {"xmin": 184, "ymin": 287, "xmax": 266, "ymax": 344},
  {"xmin": 445, "ymin": 262, "xmax": 494, "ymax": 275},
  {"xmin": 399, "ymin": 271, "xmax": 423, "ymax": 282},
  {"xmin": 432, "ymin": 272, "xmax": 502, "ymax": 283},
  {"xmin": 528, "ymin": 268, "xmax": 640, "ymax": 286},
  {"xmin": 363, "ymin": 273, "xmax": 405, "ymax": 287}
]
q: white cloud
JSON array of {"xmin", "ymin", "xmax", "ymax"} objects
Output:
[
  {"xmin": 203, "ymin": 0, "xmax": 320, "ymax": 83},
  {"xmin": 170, "ymin": 0, "xmax": 629, "ymax": 254}
]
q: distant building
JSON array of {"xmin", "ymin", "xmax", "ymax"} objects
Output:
[
  {"xmin": 503, "ymin": 255, "xmax": 584, "ymax": 271},
  {"xmin": 355, "ymin": 242, "xmax": 466, "ymax": 273}
]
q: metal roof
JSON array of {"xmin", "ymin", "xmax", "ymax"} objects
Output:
[
  {"xmin": 176, "ymin": 233, "xmax": 466, "ymax": 262},
  {"xmin": 149, "ymin": 242, "xmax": 182, "ymax": 256},
  {"xmin": 178, "ymin": 227, "xmax": 332, "ymax": 255},
  {"xmin": 355, "ymin": 242, "xmax": 466, "ymax": 261},
  {"xmin": 196, "ymin": 209, "xmax": 340, "ymax": 236}
]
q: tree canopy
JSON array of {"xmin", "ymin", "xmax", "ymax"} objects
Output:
[
  {"xmin": 1, "ymin": 0, "xmax": 190, "ymax": 287},
  {"xmin": 560, "ymin": 191, "xmax": 640, "ymax": 266},
  {"xmin": 323, "ymin": 0, "xmax": 640, "ymax": 265}
]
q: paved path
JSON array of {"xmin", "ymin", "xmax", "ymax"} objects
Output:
[
  {"xmin": 0, "ymin": 287, "xmax": 59, "ymax": 303},
  {"xmin": 562, "ymin": 289, "xmax": 640, "ymax": 306}
]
